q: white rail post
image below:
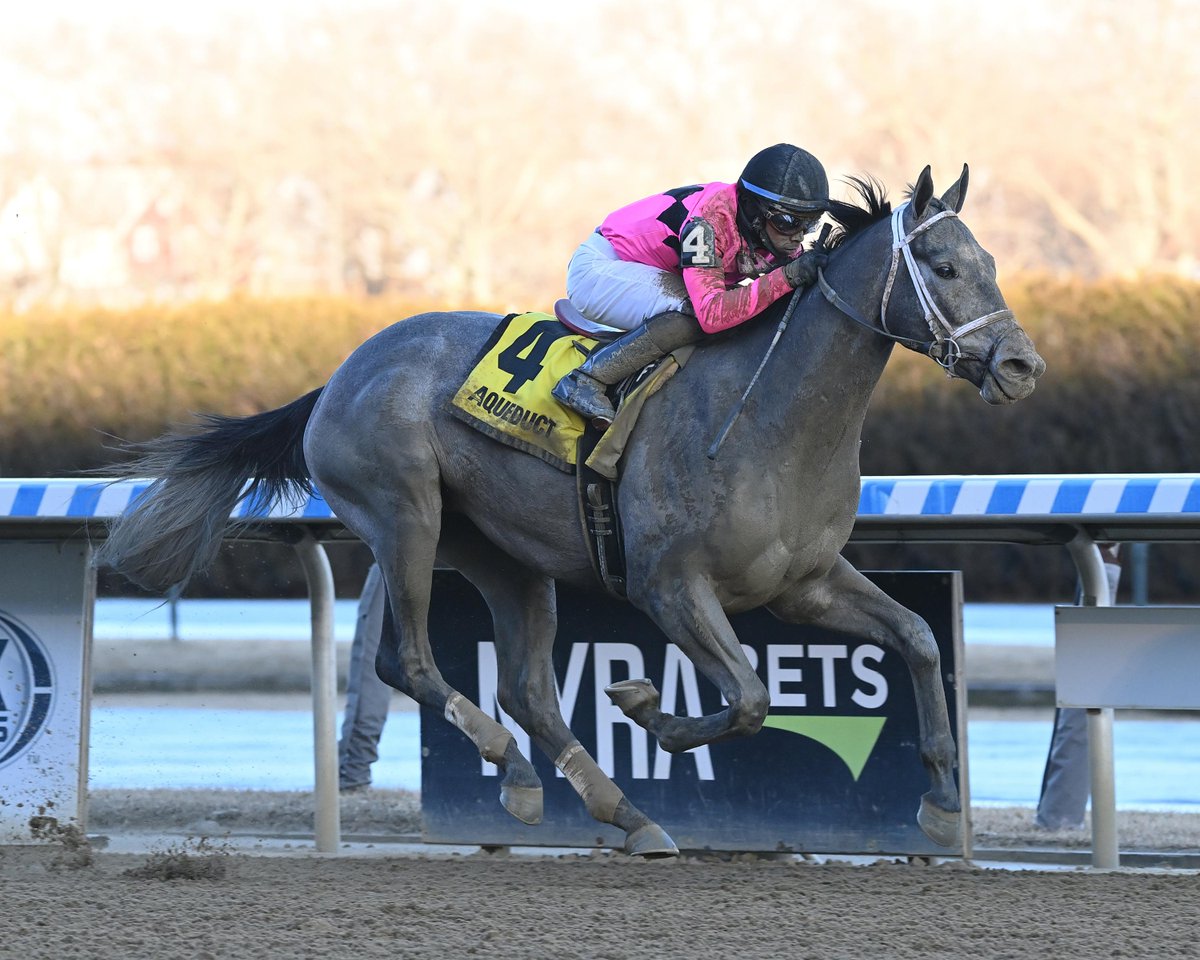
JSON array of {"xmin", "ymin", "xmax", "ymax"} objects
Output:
[
  {"xmin": 294, "ymin": 533, "xmax": 340, "ymax": 854},
  {"xmin": 1065, "ymin": 530, "xmax": 1118, "ymax": 869}
]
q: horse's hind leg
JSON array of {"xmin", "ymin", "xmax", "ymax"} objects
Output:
[
  {"xmin": 338, "ymin": 476, "xmax": 542, "ymax": 825},
  {"xmin": 375, "ymin": 593, "xmax": 543, "ymax": 825},
  {"xmin": 440, "ymin": 520, "xmax": 678, "ymax": 858},
  {"xmin": 766, "ymin": 556, "xmax": 961, "ymax": 847}
]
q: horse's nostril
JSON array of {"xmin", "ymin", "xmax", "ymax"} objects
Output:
[{"xmin": 998, "ymin": 355, "xmax": 1042, "ymax": 380}]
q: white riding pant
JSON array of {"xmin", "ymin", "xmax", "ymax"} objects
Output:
[{"xmin": 566, "ymin": 232, "xmax": 688, "ymax": 331}]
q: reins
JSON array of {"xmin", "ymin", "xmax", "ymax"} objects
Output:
[
  {"xmin": 706, "ymin": 279, "xmax": 804, "ymax": 460},
  {"xmin": 706, "ymin": 224, "xmax": 829, "ymax": 460}
]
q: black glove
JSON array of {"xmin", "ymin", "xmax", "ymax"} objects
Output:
[{"xmin": 782, "ymin": 248, "xmax": 829, "ymax": 289}]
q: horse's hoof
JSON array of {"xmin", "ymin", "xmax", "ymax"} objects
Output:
[
  {"xmin": 624, "ymin": 823, "xmax": 678, "ymax": 859},
  {"xmin": 605, "ymin": 678, "xmax": 660, "ymax": 722},
  {"xmin": 917, "ymin": 794, "xmax": 961, "ymax": 848},
  {"xmin": 500, "ymin": 784, "xmax": 543, "ymax": 825}
]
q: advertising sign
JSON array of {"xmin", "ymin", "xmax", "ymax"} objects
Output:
[
  {"xmin": 421, "ymin": 570, "xmax": 965, "ymax": 856},
  {"xmin": 0, "ymin": 543, "xmax": 93, "ymax": 841}
]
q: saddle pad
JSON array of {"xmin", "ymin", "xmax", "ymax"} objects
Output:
[{"xmin": 449, "ymin": 312, "xmax": 595, "ymax": 473}]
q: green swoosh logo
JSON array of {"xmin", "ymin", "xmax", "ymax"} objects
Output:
[{"xmin": 762, "ymin": 715, "xmax": 887, "ymax": 781}]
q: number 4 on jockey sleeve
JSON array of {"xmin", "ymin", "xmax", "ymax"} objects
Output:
[{"xmin": 679, "ymin": 217, "xmax": 719, "ymax": 269}]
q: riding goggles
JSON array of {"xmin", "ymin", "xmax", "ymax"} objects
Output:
[{"xmin": 765, "ymin": 208, "xmax": 821, "ymax": 235}]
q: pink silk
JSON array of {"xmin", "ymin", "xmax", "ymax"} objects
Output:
[{"xmin": 597, "ymin": 181, "xmax": 796, "ymax": 334}]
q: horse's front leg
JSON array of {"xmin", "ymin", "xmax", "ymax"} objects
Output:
[
  {"xmin": 766, "ymin": 556, "xmax": 961, "ymax": 847},
  {"xmin": 439, "ymin": 518, "xmax": 677, "ymax": 858},
  {"xmin": 607, "ymin": 574, "xmax": 771, "ymax": 753}
]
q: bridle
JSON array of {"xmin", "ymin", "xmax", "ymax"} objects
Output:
[
  {"xmin": 708, "ymin": 200, "xmax": 1013, "ymax": 459},
  {"xmin": 816, "ymin": 201, "xmax": 1014, "ymax": 378}
]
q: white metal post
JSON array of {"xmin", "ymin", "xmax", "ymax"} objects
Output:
[
  {"xmin": 1085, "ymin": 706, "xmax": 1118, "ymax": 867},
  {"xmin": 294, "ymin": 533, "xmax": 340, "ymax": 854},
  {"xmin": 1065, "ymin": 530, "xmax": 1118, "ymax": 869}
]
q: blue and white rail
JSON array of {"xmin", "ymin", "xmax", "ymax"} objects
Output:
[
  {"xmin": 0, "ymin": 478, "xmax": 334, "ymax": 526},
  {"xmin": 4, "ymin": 474, "xmax": 1200, "ymax": 542},
  {"xmin": 857, "ymin": 473, "xmax": 1200, "ymax": 519},
  {"xmin": 853, "ymin": 474, "xmax": 1200, "ymax": 544}
]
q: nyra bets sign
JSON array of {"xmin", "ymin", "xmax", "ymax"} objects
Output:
[{"xmin": 420, "ymin": 571, "xmax": 965, "ymax": 856}]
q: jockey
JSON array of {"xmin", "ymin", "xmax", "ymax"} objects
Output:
[{"xmin": 553, "ymin": 143, "xmax": 831, "ymax": 425}]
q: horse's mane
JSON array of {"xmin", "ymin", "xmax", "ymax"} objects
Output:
[{"xmin": 824, "ymin": 176, "xmax": 891, "ymax": 252}]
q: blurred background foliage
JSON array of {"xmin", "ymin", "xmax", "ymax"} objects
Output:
[{"xmin": 5, "ymin": 277, "xmax": 1198, "ymax": 480}]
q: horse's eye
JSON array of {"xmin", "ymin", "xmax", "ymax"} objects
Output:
[{"xmin": 935, "ymin": 263, "xmax": 957, "ymax": 279}]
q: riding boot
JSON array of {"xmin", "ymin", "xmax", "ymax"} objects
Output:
[{"xmin": 552, "ymin": 310, "xmax": 702, "ymax": 426}]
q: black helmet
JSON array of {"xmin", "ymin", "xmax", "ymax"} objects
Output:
[
  {"xmin": 738, "ymin": 143, "xmax": 829, "ymax": 213},
  {"xmin": 736, "ymin": 144, "xmax": 829, "ymax": 256}
]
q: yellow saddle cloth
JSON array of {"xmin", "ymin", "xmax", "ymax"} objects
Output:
[
  {"xmin": 450, "ymin": 312, "xmax": 593, "ymax": 472},
  {"xmin": 450, "ymin": 311, "xmax": 692, "ymax": 476}
]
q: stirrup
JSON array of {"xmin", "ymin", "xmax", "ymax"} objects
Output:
[{"xmin": 552, "ymin": 370, "xmax": 616, "ymax": 427}]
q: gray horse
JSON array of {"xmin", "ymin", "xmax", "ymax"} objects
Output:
[{"xmin": 99, "ymin": 165, "xmax": 1044, "ymax": 858}]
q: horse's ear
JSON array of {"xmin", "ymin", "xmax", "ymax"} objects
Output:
[
  {"xmin": 911, "ymin": 165, "xmax": 934, "ymax": 218},
  {"xmin": 940, "ymin": 163, "xmax": 969, "ymax": 213}
]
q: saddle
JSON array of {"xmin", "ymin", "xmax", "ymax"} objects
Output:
[{"xmin": 553, "ymin": 298, "xmax": 622, "ymax": 342}]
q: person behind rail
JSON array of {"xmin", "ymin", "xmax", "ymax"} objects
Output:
[
  {"xmin": 552, "ymin": 143, "xmax": 832, "ymax": 426},
  {"xmin": 1035, "ymin": 543, "xmax": 1124, "ymax": 829},
  {"xmin": 337, "ymin": 563, "xmax": 391, "ymax": 792}
]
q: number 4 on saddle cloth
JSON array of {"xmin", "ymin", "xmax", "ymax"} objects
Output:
[
  {"xmin": 449, "ymin": 309, "xmax": 694, "ymax": 481},
  {"xmin": 449, "ymin": 309, "xmax": 695, "ymax": 598}
]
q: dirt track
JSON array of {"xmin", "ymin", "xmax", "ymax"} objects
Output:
[
  {"xmin": 3, "ymin": 789, "xmax": 1198, "ymax": 960},
  {"xmin": 4, "ymin": 839, "xmax": 1198, "ymax": 960},
  {"xmin": 10, "ymin": 660, "xmax": 1194, "ymax": 959}
]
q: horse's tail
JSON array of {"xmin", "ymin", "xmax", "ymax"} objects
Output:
[{"xmin": 97, "ymin": 387, "xmax": 324, "ymax": 592}]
